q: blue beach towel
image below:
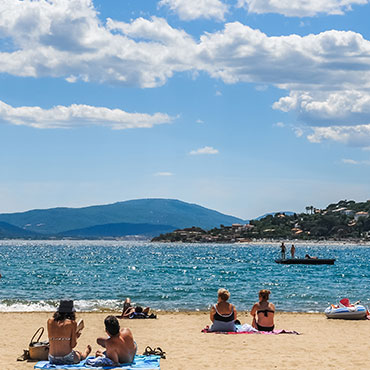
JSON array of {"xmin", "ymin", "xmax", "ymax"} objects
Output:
[{"xmin": 34, "ymin": 355, "xmax": 160, "ymax": 370}]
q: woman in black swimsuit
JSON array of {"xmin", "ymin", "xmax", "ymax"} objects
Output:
[{"xmin": 250, "ymin": 289, "xmax": 275, "ymax": 332}]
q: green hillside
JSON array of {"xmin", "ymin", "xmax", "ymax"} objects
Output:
[
  {"xmin": 153, "ymin": 199, "xmax": 370, "ymax": 242},
  {"xmin": 0, "ymin": 198, "xmax": 245, "ymax": 235}
]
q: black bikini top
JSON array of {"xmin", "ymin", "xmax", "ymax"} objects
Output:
[
  {"xmin": 257, "ymin": 308, "xmax": 275, "ymax": 317},
  {"xmin": 213, "ymin": 304, "xmax": 235, "ymax": 322}
]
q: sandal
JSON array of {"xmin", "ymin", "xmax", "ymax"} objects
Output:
[
  {"xmin": 154, "ymin": 347, "xmax": 166, "ymax": 359},
  {"xmin": 143, "ymin": 346, "xmax": 166, "ymax": 359},
  {"xmin": 17, "ymin": 350, "xmax": 30, "ymax": 361},
  {"xmin": 143, "ymin": 346, "xmax": 155, "ymax": 356}
]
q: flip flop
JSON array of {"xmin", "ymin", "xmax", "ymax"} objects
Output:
[{"xmin": 153, "ymin": 347, "xmax": 166, "ymax": 359}]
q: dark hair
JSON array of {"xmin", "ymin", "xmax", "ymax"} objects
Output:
[
  {"xmin": 53, "ymin": 311, "xmax": 76, "ymax": 322},
  {"xmin": 135, "ymin": 306, "xmax": 143, "ymax": 313},
  {"xmin": 104, "ymin": 315, "xmax": 120, "ymax": 336},
  {"xmin": 259, "ymin": 289, "xmax": 271, "ymax": 301}
]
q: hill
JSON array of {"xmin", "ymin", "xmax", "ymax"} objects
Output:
[
  {"xmin": 152, "ymin": 200, "xmax": 370, "ymax": 242},
  {"xmin": 60, "ymin": 222, "xmax": 176, "ymax": 238},
  {"xmin": 0, "ymin": 221, "xmax": 40, "ymax": 239},
  {"xmin": 0, "ymin": 199, "xmax": 245, "ymax": 235}
]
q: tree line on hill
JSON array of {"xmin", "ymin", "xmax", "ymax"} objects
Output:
[{"xmin": 152, "ymin": 200, "xmax": 370, "ymax": 242}]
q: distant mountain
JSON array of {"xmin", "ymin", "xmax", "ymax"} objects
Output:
[
  {"xmin": 0, "ymin": 199, "xmax": 245, "ymax": 235},
  {"xmin": 60, "ymin": 222, "xmax": 176, "ymax": 238},
  {"xmin": 0, "ymin": 221, "xmax": 40, "ymax": 239},
  {"xmin": 254, "ymin": 211, "xmax": 295, "ymax": 220}
]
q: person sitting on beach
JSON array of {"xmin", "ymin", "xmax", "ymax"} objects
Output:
[
  {"xmin": 47, "ymin": 300, "xmax": 91, "ymax": 365},
  {"xmin": 209, "ymin": 288, "xmax": 238, "ymax": 332},
  {"xmin": 117, "ymin": 297, "xmax": 152, "ymax": 319},
  {"xmin": 250, "ymin": 290, "xmax": 275, "ymax": 332},
  {"xmin": 96, "ymin": 315, "xmax": 137, "ymax": 364}
]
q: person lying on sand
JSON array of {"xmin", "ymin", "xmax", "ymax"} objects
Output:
[
  {"xmin": 209, "ymin": 288, "xmax": 238, "ymax": 332},
  {"xmin": 47, "ymin": 300, "xmax": 91, "ymax": 365},
  {"xmin": 117, "ymin": 297, "xmax": 153, "ymax": 319},
  {"xmin": 251, "ymin": 290, "xmax": 275, "ymax": 332},
  {"xmin": 96, "ymin": 315, "xmax": 137, "ymax": 364}
]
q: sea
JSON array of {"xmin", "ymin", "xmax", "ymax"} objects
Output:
[{"xmin": 0, "ymin": 240, "xmax": 369, "ymax": 313}]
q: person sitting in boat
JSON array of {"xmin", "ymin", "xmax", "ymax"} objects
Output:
[
  {"xmin": 250, "ymin": 289, "xmax": 275, "ymax": 332},
  {"xmin": 209, "ymin": 288, "xmax": 238, "ymax": 332},
  {"xmin": 305, "ymin": 254, "xmax": 318, "ymax": 259}
]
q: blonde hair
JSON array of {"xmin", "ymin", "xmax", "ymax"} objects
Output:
[
  {"xmin": 218, "ymin": 288, "xmax": 230, "ymax": 302},
  {"xmin": 259, "ymin": 289, "xmax": 270, "ymax": 301}
]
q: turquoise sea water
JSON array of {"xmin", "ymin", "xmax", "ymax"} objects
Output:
[{"xmin": 0, "ymin": 240, "xmax": 369, "ymax": 313}]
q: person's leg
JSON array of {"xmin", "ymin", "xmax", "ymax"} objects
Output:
[
  {"xmin": 118, "ymin": 298, "xmax": 132, "ymax": 318},
  {"xmin": 73, "ymin": 345, "xmax": 92, "ymax": 363},
  {"xmin": 143, "ymin": 306, "xmax": 150, "ymax": 315}
]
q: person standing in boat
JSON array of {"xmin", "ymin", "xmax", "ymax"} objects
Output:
[
  {"xmin": 280, "ymin": 242, "xmax": 286, "ymax": 259},
  {"xmin": 291, "ymin": 244, "xmax": 296, "ymax": 259}
]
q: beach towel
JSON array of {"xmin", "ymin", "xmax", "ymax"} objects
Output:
[
  {"xmin": 34, "ymin": 355, "xmax": 160, "ymax": 369},
  {"xmin": 202, "ymin": 324, "xmax": 300, "ymax": 335}
]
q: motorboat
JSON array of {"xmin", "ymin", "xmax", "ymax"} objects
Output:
[{"xmin": 275, "ymin": 258, "xmax": 335, "ymax": 265}]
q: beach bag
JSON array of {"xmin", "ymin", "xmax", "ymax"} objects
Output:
[{"xmin": 29, "ymin": 327, "xmax": 49, "ymax": 360}]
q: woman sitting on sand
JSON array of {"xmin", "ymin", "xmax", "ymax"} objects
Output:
[
  {"xmin": 209, "ymin": 288, "xmax": 238, "ymax": 332},
  {"xmin": 250, "ymin": 289, "xmax": 275, "ymax": 332},
  {"xmin": 47, "ymin": 300, "xmax": 91, "ymax": 365}
]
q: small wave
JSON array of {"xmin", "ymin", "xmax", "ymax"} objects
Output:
[{"xmin": 0, "ymin": 299, "xmax": 123, "ymax": 312}]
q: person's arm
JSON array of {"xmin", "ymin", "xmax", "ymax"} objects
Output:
[
  {"xmin": 71, "ymin": 321, "xmax": 77, "ymax": 348},
  {"xmin": 232, "ymin": 304, "xmax": 238, "ymax": 321},
  {"xmin": 96, "ymin": 337, "xmax": 107, "ymax": 348},
  {"xmin": 210, "ymin": 305, "xmax": 216, "ymax": 323},
  {"xmin": 250, "ymin": 303, "xmax": 258, "ymax": 328}
]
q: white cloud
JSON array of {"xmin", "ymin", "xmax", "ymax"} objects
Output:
[
  {"xmin": 342, "ymin": 158, "xmax": 359, "ymax": 164},
  {"xmin": 0, "ymin": 100, "xmax": 174, "ymax": 129},
  {"xmin": 307, "ymin": 124, "xmax": 370, "ymax": 146},
  {"xmin": 158, "ymin": 0, "xmax": 228, "ymax": 21},
  {"xmin": 196, "ymin": 119, "xmax": 204, "ymax": 124},
  {"xmin": 154, "ymin": 172, "xmax": 174, "ymax": 176},
  {"xmin": 189, "ymin": 146, "xmax": 219, "ymax": 155},
  {"xmin": 237, "ymin": 0, "xmax": 368, "ymax": 17},
  {"xmin": 2, "ymin": 1, "xmax": 370, "ymax": 146},
  {"xmin": 273, "ymin": 90, "xmax": 370, "ymax": 125},
  {"xmin": 274, "ymin": 121, "xmax": 285, "ymax": 128},
  {"xmin": 2, "ymin": 1, "xmax": 370, "ymax": 95},
  {"xmin": 342, "ymin": 158, "xmax": 370, "ymax": 165}
]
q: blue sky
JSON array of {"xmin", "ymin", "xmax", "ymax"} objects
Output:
[{"xmin": 1, "ymin": 0, "xmax": 370, "ymax": 219}]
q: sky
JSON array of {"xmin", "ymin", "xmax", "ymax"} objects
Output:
[{"xmin": 1, "ymin": 0, "xmax": 370, "ymax": 220}]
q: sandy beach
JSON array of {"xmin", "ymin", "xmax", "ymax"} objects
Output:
[{"xmin": 1, "ymin": 311, "xmax": 369, "ymax": 370}]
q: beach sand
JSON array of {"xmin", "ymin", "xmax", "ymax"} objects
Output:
[{"xmin": 1, "ymin": 311, "xmax": 369, "ymax": 370}]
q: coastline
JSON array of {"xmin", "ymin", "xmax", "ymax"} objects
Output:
[{"xmin": 1, "ymin": 311, "xmax": 369, "ymax": 369}]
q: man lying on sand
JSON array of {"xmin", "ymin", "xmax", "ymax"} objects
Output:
[
  {"xmin": 95, "ymin": 315, "xmax": 137, "ymax": 364},
  {"xmin": 117, "ymin": 297, "xmax": 156, "ymax": 319}
]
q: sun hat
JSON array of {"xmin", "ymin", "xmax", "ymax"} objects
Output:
[{"xmin": 58, "ymin": 300, "xmax": 76, "ymax": 313}]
